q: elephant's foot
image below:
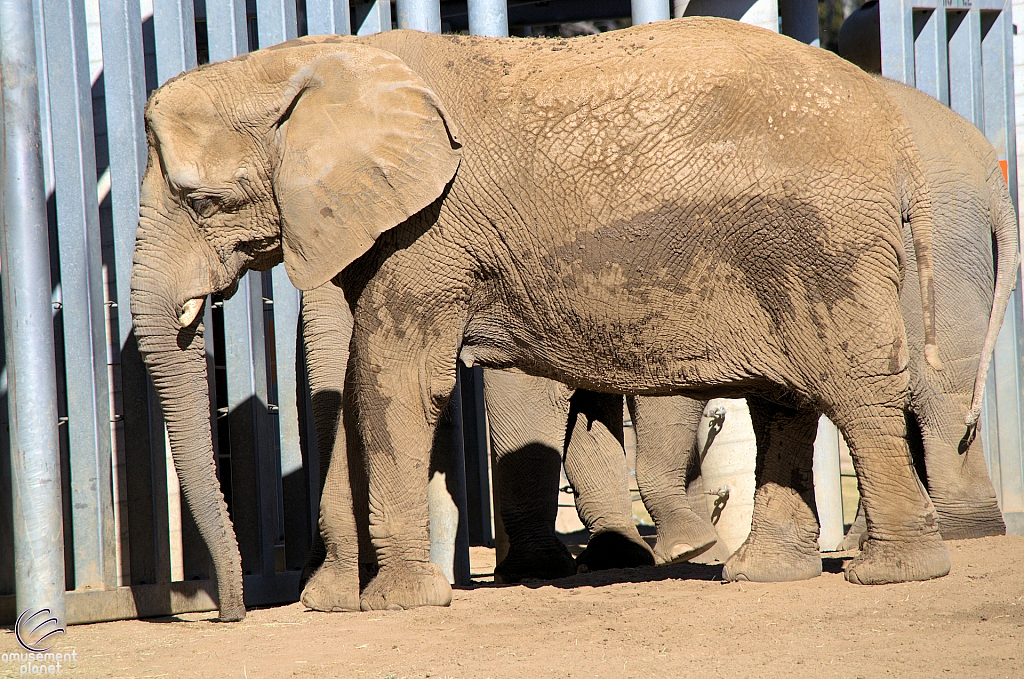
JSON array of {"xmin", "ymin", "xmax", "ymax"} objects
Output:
[
  {"xmin": 359, "ymin": 562, "xmax": 452, "ymax": 611},
  {"xmin": 494, "ymin": 537, "xmax": 576, "ymax": 584},
  {"xmin": 844, "ymin": 536, "xmax": 950, "ymax": 585},
  {"xmin": 722, "ymin": 532, "xmax": 821, "ymax": 583},
  {"xmin": 652, "ymin": 510, "xmax": 719, "ymax": 565},
  {"xmin": 576, "ymin": 529, "xmax": 655, "ymax": 573},
  {"xmin": 934, "ymin": 499, "xmax": 1006, "ymax": 541},
  {"xmin": 300, "ymin": 559, "xmax": 361, "ymax": 612}
]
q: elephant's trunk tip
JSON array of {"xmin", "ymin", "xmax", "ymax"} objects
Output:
[{"xmin": 924, "ymin": 344, "xmax": 942, "ymax": 371}]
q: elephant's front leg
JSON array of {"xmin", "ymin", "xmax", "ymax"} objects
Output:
[
  {"xmin": 298, "ymin": 280, "xmax": 370, "ymax": 612},
  {"xmin": 485, "ymin": 370, "xmax": 577, "ymax": 583},
  {"xmin": 566, "ymin": 391, "xmax": 655, "ymax": 572},
  {"xmin": 629, "ymin": 395, "xmax": 721, "ymax": 565},
  {"xmin": 721, "ymin": 396, "xmax": 823, "ymax": 582},
  {"xmin": 352, "ymin": 306, "xmax": 460, "ymax": 611}
]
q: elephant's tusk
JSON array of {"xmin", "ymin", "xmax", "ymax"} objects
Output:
[{"xmin": 178, "ymin": 297, "xmax": 205, "ymax": 327}]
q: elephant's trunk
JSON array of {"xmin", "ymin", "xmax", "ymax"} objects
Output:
[
  {"xmin": 965, "ymin": 174, "xmax": 1022, "ymax": 431},
  {"xmin": 130, "ymin": 221, "xmax": 245, "ymax": 622}
]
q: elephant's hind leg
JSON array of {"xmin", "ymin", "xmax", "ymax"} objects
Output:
[
  {"xmin": 486, "ymin": 370, "xmax": 576, "ymax": 584},
  {"xmin": 630, "ymin": 395, "xmax": 720, "ymax": 565},
  {"xmin": 837, "ymin": 397, "xmax": 950, "ymax": 585},
  {"xmin": 722, "ymin": 397, "xmax": 823, "ymax": 583},
  {"xmin": 566, "ymin": 391, "xmax": 655, "ymax": 573}
]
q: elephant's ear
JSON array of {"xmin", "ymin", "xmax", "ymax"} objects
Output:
[{"xmin": 273, "ymin": 47, "xmax": 462, "ymax": 290}]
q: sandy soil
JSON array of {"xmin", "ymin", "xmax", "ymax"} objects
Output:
[{"xmin": 3, "ymin": 535, "xmax": 1023, "ymax": 679}]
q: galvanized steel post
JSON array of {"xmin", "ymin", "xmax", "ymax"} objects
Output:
[
  {"xmin": 0, "ymin": 0, "xmax": 67, "ymax": 624},
  {"xmin": 879, "ymin": 0, "xmax": 915, "ymax": 85},
  {"xmin": 396, "ymin": 0, "xmax": 441, "ymax": 32},
  {"xmin": 948, "ymin": 8, "xmax": 985, "ymax": 129},
  {"xmin": 354, "ymin": 0, "xmax": 392, "ymax": 35},
  {"xmin": 912, "ymin": 4, "xmax": 949, "ymax": 105},
  {"xmin": 467, "ymin": 0, "xmax": 507, "ymax": 37},
  {"xmin": 631, "ymin": 0, "xmax": 669, "ymax": 25},
  {"xmin": 306, "ymin": 0, "xmax": 352, "ymax": 35}
]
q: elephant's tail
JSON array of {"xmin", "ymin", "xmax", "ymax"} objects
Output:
[
  {"xmin": 965, "ymin": 166, "xmax": 1021, "ymax": 433},
  {"xmin": 899, "ymin": 131, "xmax": 942, "ymax": 372}
]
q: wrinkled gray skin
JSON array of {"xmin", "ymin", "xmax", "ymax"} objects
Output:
[
  {"xmin": 548, "ymin": 69, "xmax": 1019, "ymax": 584},
  {"xmin": 131, "ymin": 19, "xmax": 947, "ymax": 619}
]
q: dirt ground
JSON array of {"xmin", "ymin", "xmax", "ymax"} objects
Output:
[{"xmin": 3, "ymin": 535, "xmax": 1023, "ymax": 679}]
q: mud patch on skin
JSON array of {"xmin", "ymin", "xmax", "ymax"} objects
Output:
[{"xmin": 551, "ymin": 192, "xmax": 883, "ymax": 342}]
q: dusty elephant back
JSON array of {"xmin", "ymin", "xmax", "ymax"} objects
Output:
[{"xmin": 361, "ymin": 21, "xmax": 927, "ymax": 392}]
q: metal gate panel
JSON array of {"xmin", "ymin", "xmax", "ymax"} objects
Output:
[{"xmin": 42, "ymin": 0, "xmax": 117, "ymax": 593}]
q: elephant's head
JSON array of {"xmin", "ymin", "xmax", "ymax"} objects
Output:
[{"xmin": 130, "ymin": 40, "xmax": 461, "ymax": 620}]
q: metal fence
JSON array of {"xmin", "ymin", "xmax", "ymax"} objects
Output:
[{"xmin": 0, "ymin": 0, "xmax": 1021, "ymax": 627}]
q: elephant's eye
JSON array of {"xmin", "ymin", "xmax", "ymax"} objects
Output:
[{"xmin": 188, "ymin": 196, "xmax": 217, "ymax": 219}]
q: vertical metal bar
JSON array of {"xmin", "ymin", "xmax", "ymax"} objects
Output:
[
  {"xmin": 631, "ymin": 0, "xmax": 669, "ymax": 25},
  {"xmin": 305, "ymin": 0, "xmax": 351, "ymax": 35},
  {"xmin": 223, "ymin": 276, "xmax": 276, "ymax": 577},
  {"xmin": 812, "ymin": 417, "xmax": 844, "ymax": 551},
  {"xmin": 153, "ymin": 0, "xmax": 197, "ymax": 83},
  {"xmin": 206, "ymin": 0, "xmax": 248, "ymax": 62},
  {"xmin": 467, "ymin": 0, "xmax": 507, "ymax": 37},
  {"xmin": 42, "ymin": 0, "xmax": 116, "ymax": 591},
  {"xmin": 879, "ymin": 0, "xmax": 916, "ymax": 85},
  {"xmin": 0, "ymin": 0, "xmax": 67, "ymax": 624},
  {"xmin": 460, "ymin": 365, "xmax": 492, "ymax": 546},
  {"xmin": 32, "ymin": 0, "xmax": 53, "ymax": 195},
  {"xmin": 449, "ymin": 375, "xmax": 471, "ymax": 586},
  {"xmin": 272, "ymin": 275, "xmax": 310, "ymax": 571},
  {"xmin": 354, "ymin": 0, "xmax": 391, "ymax": 35},
  {"xmin": 914, "ymin": 8, "xmax": 950, "ymax": 104},
  {"xmin": 395, "ymin": 0, "xmax": 440, "ymax": 31},
  {"xmin": 98, "ymin": 0, "xmax": 155, "ymax": 587},
  {"xmin": 681, "ymin": 0, "xmax": 779, "ymax": 32},
  {"xmin": 981, "ymin": 5, "xmax": 1024, "ymax": 534},
  {"xmin": 254, "ymin": 0, "xmax": 298, "ymax": 580},
  {"xmin": 257, "ymin": 0, "xmax": 297, "ymax": 47},
  {"xmin": 948, "ymin": 8, "xmax": 985, "ymax": 128},
  {"xmin": 777, "ymin": 0, "xmax": 818, "ymax": 45}
]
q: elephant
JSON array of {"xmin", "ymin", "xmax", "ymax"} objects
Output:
[
  {"xmin": 131, "ymin": 17, "xmax": 947, "ymax": 619},
  {"xmin": 485, "ymin": 371, "xmax": 723, "ymax": 583},
  {"xmin": 535, "ymin": 74, "xmax": 1019, "ymax": 584}
]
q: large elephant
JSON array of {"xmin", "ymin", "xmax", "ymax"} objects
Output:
[
  {"xmin": 132, "ymin": 18, "xmax": 946, "ymax": 619},
  {"xmin": 547, "ymin": 73, "xmax": 1019, "ymax": 583}
]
